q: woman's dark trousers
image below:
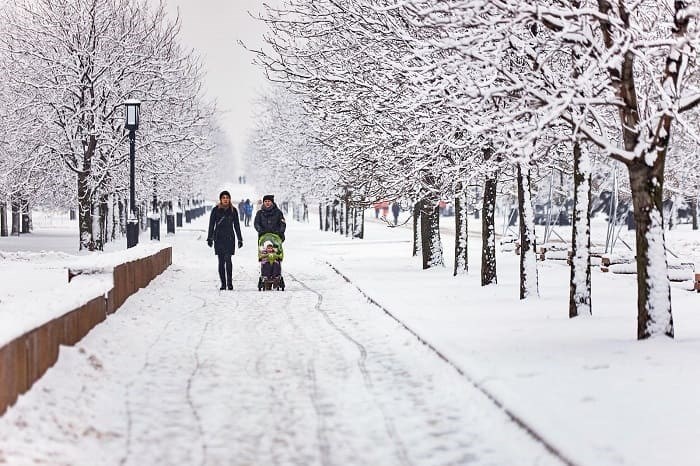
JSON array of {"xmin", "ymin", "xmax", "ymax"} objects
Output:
[{"xmin": 218, "ymin": 254, "xmax": 233, "ymax": 287}]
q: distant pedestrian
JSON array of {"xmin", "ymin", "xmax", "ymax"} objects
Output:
[
  {"xmin": 391, "ymin": 202, "xmax": 400, "ymax": 225},
  {"xmin": 207, "ymin": 191, "xmax": 243, "ymax": 290},
  {"xmin": 381, "ymin": 201, "xmax": 389, "ymax": 219},
  {"xmin": 244, "ymin": 199, "xmax": 253, "ymax": 227}
]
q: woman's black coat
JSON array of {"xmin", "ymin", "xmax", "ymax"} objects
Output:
[
  {"xmin": 207, "ymin": 205, "xmax": 243, "ymax": 255},
  {"xmin": 254, "ymin": 204, "xmax": 286, "ymax": 240}
]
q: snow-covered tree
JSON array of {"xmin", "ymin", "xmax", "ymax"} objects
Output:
[{"xmin": 0, "ymin": 0, "xmax": 215, "ymax": 250}]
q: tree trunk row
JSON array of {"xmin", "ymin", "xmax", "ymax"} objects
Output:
[
  {"xmin": 319, "ymin": 200, "xmax": 365, "ymax": 239},
  {"xmin": 5, "ymin": 196, "xmax": 32, "ymax": 236}
]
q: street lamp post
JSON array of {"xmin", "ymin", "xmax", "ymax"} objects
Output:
[{"xmin": 124, "ymin": 99, "xmax": 141, "ymax": 248}]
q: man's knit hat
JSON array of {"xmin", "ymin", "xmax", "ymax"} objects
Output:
[{"xmin": 262, "ymin": 194, "xmax": 274, "ymax": 202}]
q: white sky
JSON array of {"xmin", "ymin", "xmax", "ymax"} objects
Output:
[{"xmin": 161, "ymin": 0, "xmax": 274, "ymax": 173}]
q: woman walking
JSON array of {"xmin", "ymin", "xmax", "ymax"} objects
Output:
[{"xmin": 207, "ymin": 191, "xmax": 243, "ymax": 290}]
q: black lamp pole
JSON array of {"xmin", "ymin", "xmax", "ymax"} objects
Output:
[
  {"xmin": 130, "ymin": 129, "xmax": 136, "ymax": 216},
  {"xmin": 125, "ymin": 99, "xmax": 141, "ymax": 248}
]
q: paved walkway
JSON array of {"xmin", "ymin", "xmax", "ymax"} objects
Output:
[{"xmin": 0, "ymin": 225, "xmax": 561, "ymax": 465}]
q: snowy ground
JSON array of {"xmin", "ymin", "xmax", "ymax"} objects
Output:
[
  {"xmin": 0, "ymin": 199, "xmax": 698, "ymax": 466},
  {"xmin": 0, "ymin": 213, "xmax": 562, "ymax": 466}
]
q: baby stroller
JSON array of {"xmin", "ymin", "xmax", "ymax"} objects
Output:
[{"xmin": 257, "ymin": 233, "xmax": 285, "ymax": 291}]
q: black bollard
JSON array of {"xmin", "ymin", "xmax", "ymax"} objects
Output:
[
  {"xmin": 166, "ymin": 214, "xmax": 175, "ymax": 234},
  {"xmin": 150, "ymin": 216, "xmax": 160, "ymax": 240}
]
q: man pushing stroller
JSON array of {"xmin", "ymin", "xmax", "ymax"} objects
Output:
[{"xmin": 255, "ymin": 195, "xmax": 286, "ymax": 290}]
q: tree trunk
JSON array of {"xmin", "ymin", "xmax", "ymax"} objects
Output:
[
  {"xmin": 663, "ymin": 196, "xmax": 678, "ymax": 230},
  {"xmin": 516, "ymin": 162, "xmax": 539, "ymax": 299},
  {"xmin": 420, "ymin": 198, "xmax": 444, "ymax": 269},
  {"xmin": 20, "ymin": 198, "xmax": 31, "ymax": 234},
  {"xmin": 93, "ymin": 201, "xmax": 103, "ymax": 251},
  {"xmin": 11, "ymin": 198, "xmax": 20, "ymax": 236},
  {"xmin": 319, "ymin": 203, "xmax": 323, "ymax": 230},
  {"xmin": 351, "ymin": 207, "xmax": 357, "ymax": 236},
  {"xmin": 454, "ymin": 183, "xmax": 468, "ymax": 276},
  {"xmin": 77, "ymin": 172, "xmax": 94, "ymax": 251},
  {"xmin": 94, "ymin": 194, "xmax": 108, "ymax": 250},
  {"xmin": 692, "ymin": 195, "xmax": 698, "ymax": 231},
  {"xmin": 412, "ymin": 201, "xmax": 421, "ymax": 257},
  {"xmin": 325, "ymin": 205, "xmax": 330, "ymax": 231},
  {"xmin": 331, "ymin": 203, "xmax": 336, "ymax": 232},
  {"xmin": 481, "ymin": 171, "xmax": 498, "ymax": 286},
  {"xmin": 569, "ymin": 141, "xmax": 592, "ymax": 317},
  {"xmin": 0, "ymin": 200, "xmax": 7, "ymax": 237},
  {"xmin": 140, "ymin": 201, "xmax": 148, "ymax": 232},
  {"xmin": 111, "ymin": 195, "xmax": 118, "ymax": 241},
  {"xmin": 338, "ymin": 202, "xmax": 345, "ymax": 236},
  {"xmin": 345, "ymin": 200, "xmax": 350, "ymax": 237},
  {"xmin": 629, "ymin": 161, "xmax": 673, "ymax": 339},
  {"xmin": 119, "ymin": 198, "xmax": 126, "ymax": 235},
  {"xmin": 354, "ymin": 206, "xmax": 365, "ymax": 239}
]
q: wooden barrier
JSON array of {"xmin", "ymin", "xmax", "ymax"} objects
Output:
[{"xmin": 0, "ymin": 247, "xmax": 171, "ymax": 415}]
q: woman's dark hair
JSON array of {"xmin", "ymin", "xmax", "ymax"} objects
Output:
[{"xmin": 219, "ymin": 190, "xmax": 231, "ymax": 199}]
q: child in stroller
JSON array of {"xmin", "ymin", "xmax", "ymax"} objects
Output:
[{"xmin": 257, "ymin": 233, "xmax": 285, "ymax": 291}]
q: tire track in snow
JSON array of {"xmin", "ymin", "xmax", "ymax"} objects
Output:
[
  {"xmin": 288, "ymin": 272, "xmax": 413, "ymax": 466},
  {"xmin": 306, "ymin": 359, "xmax": 331, "ymax": 466},
  {"xmin": 274, "ymin": 290, "xmax": 332, "ymax": 466},
  {"xmin": 185, "ymin": 319, "xmax": 209, "ymax": 466},
  {"xmin": 324, "ymin": 261, "xmax": 579, "ymax": 466},
  {"xmin": 120, "ymin": 275, "xmax": 210, "ymax": 466},
  {"xmin": 120, "ymin": 302, "xmax": 176, "ymax": 466},
  {"xmin": 185, "ymin": 283, "xmax": 212, "ymax": 466}
]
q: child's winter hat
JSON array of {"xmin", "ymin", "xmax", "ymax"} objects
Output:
[
  {"xmin": 262, "ymin": 194, "xmax": 274, "ymax": 202},
  {"xmin": 264, "ymin": 241, "xmax": 273, "ymax": 248}
]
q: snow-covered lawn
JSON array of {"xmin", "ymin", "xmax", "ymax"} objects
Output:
[{"xmin": 331, "ymin": 211, "xmax": 700, "ymax": 466}]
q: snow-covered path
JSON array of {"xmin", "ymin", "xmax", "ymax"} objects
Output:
[{"xmin": 0, "ymin": 223, "xmax": 562, "ymax": 466}]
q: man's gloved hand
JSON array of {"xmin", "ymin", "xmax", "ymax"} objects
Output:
[
  {"xmin": 238, "ymin": 240, "xmax": 243, "ymax": 249},
  {"xmin": 207, "ymin": 239, "xmax": 213, "ymax": 247}
]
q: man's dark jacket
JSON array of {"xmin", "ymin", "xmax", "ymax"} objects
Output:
[
  {"xmin": 207, "ymin": 205, "xmax": 243, "ymax": 255},
  {"xmin": 254, "ymin": 204, "xmax": 286, "ymax": 240}
]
